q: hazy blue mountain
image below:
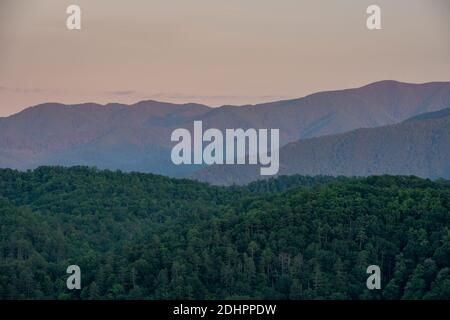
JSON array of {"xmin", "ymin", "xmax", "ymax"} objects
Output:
[
  {"xmin": 193, "ymin": 108, "xmax": 450, "ymax": 185},
  {"xmin": 0, "ymin": 81, "xmax": 449, "ymax": 175}
]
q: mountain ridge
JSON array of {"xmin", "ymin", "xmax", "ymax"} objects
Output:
[
  {"xmin": 1, "ymin": 80, "xmax": 449, "ymax": 176},
  {"xmin": 192, "ymin": 108, "xmax": 450, "ymax": 185}
]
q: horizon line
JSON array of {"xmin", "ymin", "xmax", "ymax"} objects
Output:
[{"xmin": 2, "ymin": 79, "xmax": 450, "ymax": 119}]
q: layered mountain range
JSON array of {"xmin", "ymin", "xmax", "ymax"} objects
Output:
[
  {"xmin": 193, "ymin": 107, "xmax": 450, "ymax": 185},
  {"xmin": 0, "ymin": 80, "xmax": 449, "ymax": 183}
]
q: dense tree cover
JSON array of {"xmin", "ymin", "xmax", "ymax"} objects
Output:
[
  {"xmin": 0, "ymin": 166, "xmax": 449, "ymax": 300},
  {"xmin": 245, "ymin": 175, "xmax": 343, "ymax": 193}
]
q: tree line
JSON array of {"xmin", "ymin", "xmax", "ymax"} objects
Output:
[{"xmin": 0, "ymin": 167, "xmax": 448, "ymax": 299}]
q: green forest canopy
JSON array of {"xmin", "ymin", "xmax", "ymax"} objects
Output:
[{"xmin": 0, "ymin": 166, "xmax": 449, "ymax": 299}]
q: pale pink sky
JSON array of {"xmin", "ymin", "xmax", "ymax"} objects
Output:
[{"xmin": 0, "ymin": 0, "xmax": 449, "ymax": 116}]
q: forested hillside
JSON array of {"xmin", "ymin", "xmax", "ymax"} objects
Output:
[
  {"xmin": 194, "ymin": 108, "xmax": 450, "ymax": 185},
  {"xmin": 0, "ymin": 167, "xmax": 449, "ymax": 299}
]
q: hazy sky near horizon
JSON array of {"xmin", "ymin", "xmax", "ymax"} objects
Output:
[{"xmin": 0, "ymin": 0, "xmax": 449, "ymax": 116}]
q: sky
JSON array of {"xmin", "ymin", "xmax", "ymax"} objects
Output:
[{"xmin": 0, "ymin": 0, "xmax": 449, "ymax": 116}]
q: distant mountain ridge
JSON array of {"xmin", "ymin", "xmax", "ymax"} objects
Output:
[
  {"xmin": 193, "ymin": 108, "xmax": 450, "ymax": 185},
  {"xmin": 0, "ymin": 80, "xmax": 449, "ymax": 176}
]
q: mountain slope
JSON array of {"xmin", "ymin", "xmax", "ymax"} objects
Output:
[
  {"xmin": 0, "ymin": 81, "xmax": 449, "ymax": 175},
  {"xmin": 194, "ymin": 80, "xmax": 450, "ymax": 143},
  {"xmin": 193, "ymin": 108, "xmax": 450, "ymax": 185},
  {"xmin": 0, "ymin": 101, "xmax": 210, "ymax": 175}
]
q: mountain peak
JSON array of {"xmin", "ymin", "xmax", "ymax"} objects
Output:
[
  {"xmin": 361, "ymin": 79, "xmax": 450, "ymax": 90},
  {"xmin": 1, "ymin": 81, "xmax": 449, "ymax": 178}
]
